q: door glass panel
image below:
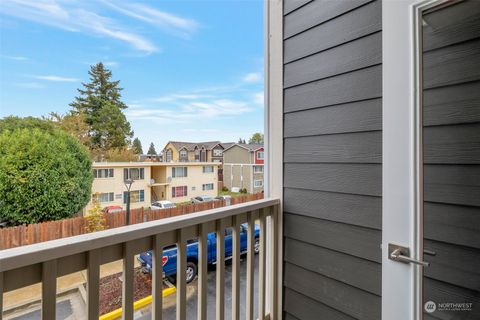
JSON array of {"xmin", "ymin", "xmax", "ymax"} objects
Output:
[{"xmin": 422, "ymin": 1, "xmax": 480, "ymax": 318}]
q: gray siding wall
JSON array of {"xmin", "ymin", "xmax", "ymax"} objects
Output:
[
  {"xmin": 422, "ymin": 1, "xmax": 480, "ymax": 319},
  {"xmin": 282, "ymin": 1, "xmax": 480, "ymax": 319},
  {"xmin": 282, "ymin": 1, "xmax": 382, "ymax": 319}
]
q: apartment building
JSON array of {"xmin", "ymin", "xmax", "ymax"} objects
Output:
[
  {"xmin": 223, "ymin": 143, "xmax": 264, "ymax": 194},
  {"xmin": 162, "ymin": 141, "xmax": 225, "ymax": 163},
  {"xmin": 86, "ymin": 161, "xmax": 220, "ymax": 211}
]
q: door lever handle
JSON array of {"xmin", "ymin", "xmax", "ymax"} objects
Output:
[{"xmin": 388, "ymin": 243, "xmax": 430, "ymax": 267}]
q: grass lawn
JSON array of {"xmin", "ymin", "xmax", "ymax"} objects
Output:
[{"xmin": 218, "ymin": 191, "xmax": 249, "ymax": 197}]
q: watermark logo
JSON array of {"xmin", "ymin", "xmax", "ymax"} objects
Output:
[
  {"xmin": 425, "ymin": 301, "xmax": 437, "ymax": 313},
  {"xmin": 424, "ymin": 300, "xmax": 472, "ymax": 313}
]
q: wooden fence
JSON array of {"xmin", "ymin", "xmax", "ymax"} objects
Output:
[{"xmin": 0, "ymin": 193, "xmax": 263, "ymax": 250}]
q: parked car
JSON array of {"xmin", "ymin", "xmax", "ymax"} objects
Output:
[
  {"xmin": 151, "ymin": 200, "xmax": 176, "ymax": 209},
  {"xmin": 102, "ymin": 205, "xmax": 123, "ymax": 214},
  {"xmin": 191, "ymin": 195, "xmax": 215, "ymax": 204},
  {"xmin": 138, "ymin": 223, "xmax": 260, "ymax": 283},
  {"xmin": 215, "ymin": 195, "xmax": 232, "ymax": 206}
]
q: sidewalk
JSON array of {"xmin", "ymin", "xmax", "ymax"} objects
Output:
[{"xmin": 3, "ymin": 258, "xmax": 141, "ymax": 311}]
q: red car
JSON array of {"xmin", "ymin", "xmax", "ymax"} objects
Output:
[{"xmin": 102, "ymin": 205, "xmax": 123, "ymax": 214}]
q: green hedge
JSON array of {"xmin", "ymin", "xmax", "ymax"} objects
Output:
[{"xmin": 0, "ymin": 126, "xmax": 93, "ymax": 224}]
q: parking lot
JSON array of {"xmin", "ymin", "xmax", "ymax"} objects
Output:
[{"xmin": 138, "ymin": 254, "xmax": 260, "ymax": 320}]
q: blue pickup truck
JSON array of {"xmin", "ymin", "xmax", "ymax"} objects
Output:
[{"xmin": 138, "ymin": 224, "xmax": 260, "ymax": 283}]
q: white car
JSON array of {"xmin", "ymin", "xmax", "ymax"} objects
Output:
[
  {"xmin": 191, "ymin": 196, "xmax": 215, "ymax": 204},
  {"xmin": 151, "ymin": 200, "xmax": 176, "ymax": 209},
  {"xmin": 215, "ymin": 195, "xmax": 232, "ymax": 206}
]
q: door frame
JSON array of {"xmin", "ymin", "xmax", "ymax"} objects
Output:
[{"xmin": 382, "ymin": 0, "xmax": 451, "ymax": 319}]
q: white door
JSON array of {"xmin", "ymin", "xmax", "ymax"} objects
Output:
[{"xmin": 383, "ymin": 1, "xmax": 480, "ymax": 319}]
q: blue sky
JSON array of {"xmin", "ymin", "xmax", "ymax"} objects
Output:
[{"xmin": 0, "ymin": 0, "xmax": 264, "ymax": 151}]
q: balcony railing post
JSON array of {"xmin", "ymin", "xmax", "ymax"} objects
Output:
[
  {"xmin": 198, "ymin": 223, "xmax": 208, "ymax": 320},
  {"xmin": 176, "ymin": 229, "xmax": 187, "ymax": 320},
  {"xmin": 122, "ymin": 242, "xmax": 134, "ymax": 320},
  {"xmin": 216, "ymin": 218, "xmax": 226, "ymax": 320},
  {"xmin": 152, "ymin": 234, "xmax": 164, "ymax": 320},
  {"xmin": 269, "ymin": 205, "xmax": 279, "ymax": 320},
  {"xmin": 0, "ymin": 272, "xmax": 4, "ymax": 320},
  {"xmin": 87, "ymin": 249, "xmax": 100, "ymax": 320},
  {"xmin": 42, "ymin": 259, "xmax": 57, "ymax": 320},
  {"xmin": 232, "ymin": 215, "xmax": 241, "ymax": 320},
  {"xmin": 258, "ymin": 210, "xmax": 267, "ymax": 320},
  {"xmin": 246, "ymin": 210, "xmax": 256, "ymax": 320}
]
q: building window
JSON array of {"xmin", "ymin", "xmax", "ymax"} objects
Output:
[
  {"xmin": 213, "ymin": 149, "xmax": 223, "ymax": 157},
  {"xmin": 253, "ymin": 165, "xmax": 264, "ymax": 173},
  {"xmin": 257, "ymin": 151, "xmax": 264, "ymax": 160},
  {"xmin": 179, "ymin": 149, "xmax": 187, "ymax": 161},
  {"xmin": 93, "ymin": 192, "xmax": 114, "ymax": 202},
  {"xmin": 124, "ymin": 168, "xmax": 144, "ymax": 180},
  {"xmin": 93, "ymin": 168, "xmax": 114, "ymax": 178},
  {"xmin": 172, "ymin": 167, "xmax": 188, "ymax": 178},
  {"xmin": 194, "ymin": 148, "xmax": 200, "ymax": 161},
  {"xmin": 254, "ymin": 180, "xmax": 263, "ymax": 188},
  {"xmin": 202, "ymin": 183, "xmax": 214, "ymax": 191},
  {"xmin": 165, "ymin": 149, "xmax": 173, "ymax": 162},
  {"xmin": 172, "ymin": 186, "xmax": 188, "ymax": 198},
  {"xmin": 203, "ymin": 165, "xmax": 214, "ymax": 173},
  {"xmin": 123, "ymin": 190, "xmax": 145, "ymax": 203}
]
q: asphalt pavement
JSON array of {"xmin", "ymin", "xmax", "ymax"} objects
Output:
[{"xmin": 138, "ymin": 254, "xmax": 260, "ymax": 320}]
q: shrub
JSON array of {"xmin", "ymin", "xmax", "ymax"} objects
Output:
[
  {"xmin": 221, "ymin": 186, "xmax": 229, "ymax": 192},
  {"xmin": 240, "ymin": 188, "xmax": 248, "ymax": 194},
  {"xmin": 85, "ymin": 194, "xmax": 106, "ymax": 232},
  {"xmin": 0, "ymin": 125, "xmax": 93, "ymax": 224}
]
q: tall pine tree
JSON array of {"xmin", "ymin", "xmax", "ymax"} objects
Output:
[
  {"xmin": 147, "ymin": 143, "xmax": 157, "ymax": 155},
  {"xmin": 132, "ymin": 138, "xmax": 143, "ymax": 154},
  {"xmin": 70, "ymin": 62, "xmax": 133, "ymax": 151}
]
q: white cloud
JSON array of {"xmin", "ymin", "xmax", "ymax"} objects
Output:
[
  {"xmin": 125, "ymin": 98, "xmax": 252, "ymax": 124},
  {"xmin": 1, "ymin": 55, "xmax": 29, "ymax": 61},
  {"xmin": 33, "ymin": 75, "xmax": 79, "ymax": 82},
  {"xmin": 101, "ymin": 1, "xmax": 199, "ymax": 38},
  {"xmin": 104, "ymin": 61, "xmax": 118, "ymax": 67},
  {"xmin": 151, "ymin": 93, "xmax": 212, "ymax": 103},
  {"xmin": 0, "ymin": 0, "xmax": 158, "ymax": 54},
  {"xmin": 243, "ymin": 72, "xmax": 262, "ymax": 83}
]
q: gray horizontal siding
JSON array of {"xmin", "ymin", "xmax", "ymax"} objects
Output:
[
  {"xmin": 284, "ymin": 213, "xmax": 381, "ymax": 263},
  {"xmin": 422, "ymin": 4, "xmax": 480, "ymax": 317},
  {"xmin": 423, "ymin": 0, "xmax": 480, "ymax": 51},
  {"xmin": 284, "ymin": 131, "xmax": 382, "ymax": 163},
  {"xmin": 424, "ymin": 38, "xmax": 480, "ymax": 89},
  {"xmin": 284, "ymin": 0, "xmax": 372, "ymax": 39},
  {"xmin": 284, "ymin": 64, "xmax": 382, "ymax": 113},
  {"xmin": 284, "ymin": 263, "xmax": 381, "ymax": 320},
  {"xmin": 284, "ymin": 0, "xmax": 381, "ymax": 63},
  {"xmin": 284, "ymin": 288, "xmax": 356, "ymax": 320},
  {"xmin": 285, "ymin": 32, "xmax": 382, "ymax": 88},
  {"xmin": 283, "ymin": 0, "xmax": 312, "ymax": 15},
  {"xmin": 285, "ymin": 238, "xmax": 381, "ymax": 295},
  {"xmin": 284, "ymin": 98, "xmax": 382, "ymax": 137},
  {"xmin": 282, "ymin": 1, "xmax": 383, "ymax": 318},
  {"xmin": 424, "ymin": 81, "xmax": 480, "ymax": 126}
]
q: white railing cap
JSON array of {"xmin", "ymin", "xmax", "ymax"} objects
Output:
[{"xmin": 0, "ymin": 198, "xmax": 279, "ymax": 272}]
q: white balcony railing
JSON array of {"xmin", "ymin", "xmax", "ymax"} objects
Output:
[{"xmin": 0, "ymin": 198, "xmax": 280, "ymax": 320}]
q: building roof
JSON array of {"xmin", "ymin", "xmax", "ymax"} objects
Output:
[
  {"xmin": 92, "ymin": 161, "xmax": 221, "ymax": 168},
  {"xmin": 167, "ymin": 141, "xmax": 221, "ymax": 151},
  {"xmin": 223, "ymin": 143, "xmax": 264, "ymax": 152}
]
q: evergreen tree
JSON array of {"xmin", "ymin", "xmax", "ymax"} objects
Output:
[
  {"xmin": 132, "ymin": 138, "xmax": 143, "ymax": 154},
  {"xmin": 70, "ymin": 62, "xmax": 133, "ymax": 151},
  {"xmin": 147, "ymin": 142, "xmax": 157, "ymax": 155},
  {"xmin": 238, "ymin": 138, "xmax": 246, "ymax": 144}
]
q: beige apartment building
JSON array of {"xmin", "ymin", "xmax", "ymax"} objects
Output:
[
  {"xmin": 85, "ymin": 162, "xmax": 220, "ymax": 211},
  {"xmin": 223, "ymin": 143, "xmax": 264, "ymax": 194}
]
